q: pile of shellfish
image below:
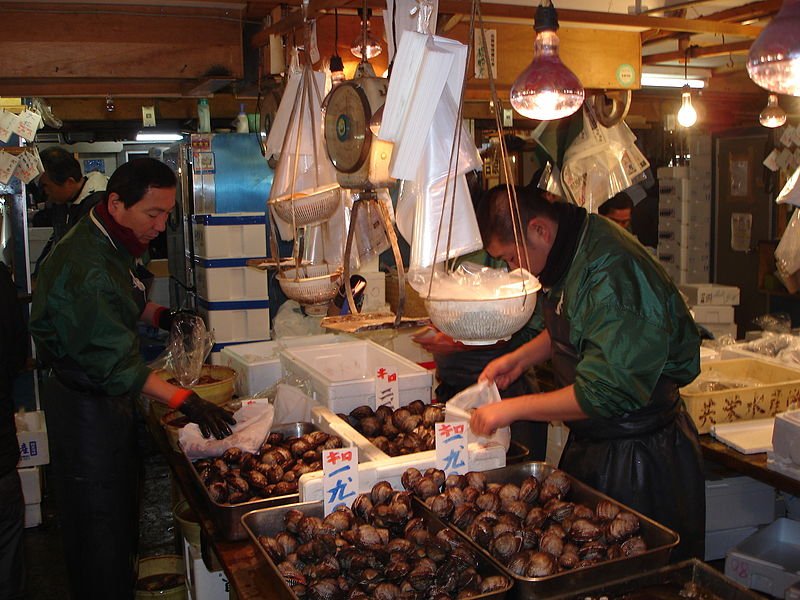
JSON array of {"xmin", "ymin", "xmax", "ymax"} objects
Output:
[
  {"xmin": 192, "ymin": 430, "xmax": 343, "ymax": 504},
  {"xmin": 402, "ymin": 467, "xmax": 648, "ymax": 578},
  {"xmin": 257, "ymin": 480, "xmax": 511, "ymax": 599},
  {"xmin": 341, "ymin": 400, "xmax": 444, "ymax": 456}
]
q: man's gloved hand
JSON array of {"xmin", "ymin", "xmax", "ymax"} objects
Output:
[
  {"xmin": 156, "ymin": 307, "xmax": 199, "ymax": 332},
  {"xmin": 178, "ymin": 392, "xmax": 236, "ymax": 439}
]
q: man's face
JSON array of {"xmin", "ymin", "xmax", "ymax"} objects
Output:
[
  {"xmin": 39, "ymin": 172, "xmax": 78, "ymax": 205},
  {"xmin": 487, "ymin": 218, "xmax": 551, "ymax": 275},
  {"xmin": 605, "ymin": 208, "xmax": 632, "ymax": 231},
  {"xmin": 108, "ymin": 187, "xmax": 176, "ymax": 244}
]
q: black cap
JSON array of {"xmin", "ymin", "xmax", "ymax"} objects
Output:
[
  {"xmin": 330, "ymin": 54, "xmax": 345, "ymax": 72},
  {"xmin": 534, "ymin": 3, "xmax": 559, "ymax": 33}
]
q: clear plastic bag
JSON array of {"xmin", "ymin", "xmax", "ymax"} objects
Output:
[
  {"xmin": 164, "ymin": 314, "xmax": 214, "ymax": 387},
  {"xmin": 408, "ymin": 261, "xmax": 539, "ymax": 301},
  {"xmin": 446, "ymin": 380, "xmax": 511, "ymax": 451},
  {"xmin": 752, "ymin": 313, "xmax": 792, "ymax": 334},
  {"xmin": 745, "ymin": 332, "xmax": 797, "ymax": 357}
]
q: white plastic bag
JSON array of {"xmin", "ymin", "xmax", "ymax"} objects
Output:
[
  {"xmin": 446, "ymin": 380, "xmax": 511, "ymax": 452},
  {"xmin": 775, "ymin": 209, "xmax": 800, "ymax": 293},
  {"xmin": 179, "ymin": 399, "xmax": 274, "ymax": 460},
  {"xmin": 272, "ymin": 384, "xmax": 315, "ymax": 425}
]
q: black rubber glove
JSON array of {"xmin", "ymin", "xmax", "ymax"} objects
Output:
[
  {"xmin": 157, "ymin": 308, "xmax": 199, "ymax": 332},
  {"xmin": 178, "ymin": 393, "xmax": 236, "ymax": 439}
]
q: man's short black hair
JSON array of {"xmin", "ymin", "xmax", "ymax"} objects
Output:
[
  {"xmin": 598, "ymin": 192, "xmax": 634, "ymax": 215},
  {"xmin": 477, "ymin": 184, "xmax": 558, "ymax": 245},
  {"xmin": 107, "ymin": 158, "xmax": 176, "ymax": 208},
  {"xmin": 40, "ymin": 146, "xmax": 82, "ymax": 184}
]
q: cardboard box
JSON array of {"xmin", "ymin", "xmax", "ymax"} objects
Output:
[
  {"xmin": 725, "ymin": 518, "xmax": 800, "ymax": 597},
  {"xmin": 16, "ymin": 411, "xmax": 50, "ymax": 467},
  {"xmin": 18, "ymin": 466, "xmax": 42, "ymax": 505},
  {"xmin": 680, "ymin": 358, "xmax": 800, "ymax": 434},
  {"xmin": 680, "ymin": 283, "xmax": 741, "ymax": 306},
  {"xmin": 692, "ymin": 305, "xmax": 735, "ymax": 324}
]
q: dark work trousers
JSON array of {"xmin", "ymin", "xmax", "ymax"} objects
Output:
[
  {"xmin": 44, "ymin": 376, "xmax": 141, "ymax": 600},
  {"xmin": 0, "ymin": 469, "xmax": 24, "ymax": 600}
]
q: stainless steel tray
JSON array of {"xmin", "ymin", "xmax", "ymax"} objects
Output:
[
  {"xmin": 426, "ymin": 461, "xmax": 679, "ymax": 600},
  {"xmin": 241, "ymin": 500, "xmax": 513, "ymax": 600},
  {"xmin": 181, "ymin": 422, "xmax": 321, "ymax": 541},
  {"xmin": 547, "ymin": 559, "xmax": 763, "ymax": 600}
]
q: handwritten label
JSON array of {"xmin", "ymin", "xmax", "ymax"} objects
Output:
[
  {"xmin": 14, "ymin": 109, "xmax": 42, "ymax": 142},
  {"xmin": 0, "ymin": 152, "xmax": 20, "ymax": 185},
  {"xmin": 375, "ymin": 366, "xmax": 399, "ymax": 410},
  {"xmin": 435, "ymin": 421, "xmax": 469, "ymax": 477},
  {"xmin": 15, "ymin": 151, "xmax": 41, "ymax": 184},
  {"xmin": 0, "ymin": 110, "xmax": 19, "ymax": 143},
  {"xmin": 322, "ymin": 447, "xmax": 359, "ymax": 516}
]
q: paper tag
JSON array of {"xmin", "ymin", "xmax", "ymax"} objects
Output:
[
  {"xmin": 0, "ymin": 152, "xmax": 20, "ymax": 184},
  {"xmin": 780, "ymin": 125, "xmax": 795, "ymax": 148},
  {"xmin": 435, "ymin": 421, "xmax": 470, "ymax": 476},
  {"xmin": 15, "ymin": 151, "xmax": 41, "ymax": 184},
  {"xmin": 309, "ymin": 21, "xmax": 320, "ymax": 64},
  {"xmin": 32, "ymin": 146, "xmax": 44, "ymax": 174},
  {"xmin": 375, "ymin": 366, "xmax": 400, "ymax": 410},
  {"xmin": 322, "ymin": 447, "xmax": 359, "ymax": 516},
  {"xmin": 778, "ymin": 148, "xmax": 793, "ymax": 170},
  {"xmin": 790, "ymin": 125, "xmax": 800, "ymax": 147},
  {"xmin": 763, "ymin": 149, "xmax": 780, "ymax": 172},
  {"xmin": 0, "ymin": 110, "xmax": 20, "ymax": 143},
  {"xmin": 14, "ymin": 109, "xmax": 42, "ymax": 142}
]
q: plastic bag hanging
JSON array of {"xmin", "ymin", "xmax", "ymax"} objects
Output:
[
  {"xmin": 268, "ymin": 46, "xmax": 342, "ymax": 239},
  {"xmin": 165, "ymin": 314, "xmax": 214, "ymax": 387}
]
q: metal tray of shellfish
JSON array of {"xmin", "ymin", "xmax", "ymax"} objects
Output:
[
  {"xmin": 416, "ymin": 462, "xmax": 679, "ymax": 599},
  {"xmin": 241, "ymin": 497, "xmax": 514, "ymax": 600},
  {"xmin": 181, "ymin": 422, "xmax": 348, "ymax": 542}
]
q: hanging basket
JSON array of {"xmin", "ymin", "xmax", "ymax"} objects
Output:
[
  {"xmin": 277, "ymin": 263, "xmax": 343, "ymax": 307},
  {"xmin": 269, "ymin": 184, "xmax": 341, "ymax": 227}
]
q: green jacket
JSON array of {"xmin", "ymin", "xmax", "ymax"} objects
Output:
[
  {"xmin": 545, "ymin": 214, "xmax": 700, "ymax": 419},
  {"xmin": 30, "ymin": 211, "xmax": 151, "ymax": 397}
]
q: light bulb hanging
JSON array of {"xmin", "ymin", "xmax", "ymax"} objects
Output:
[
  {"xmin": 509, "ymin": 1, "xmax": 585, "ymax": 121},
  {"xmin": 747, "ymin": 0, "xmax": 800, "ymax": 96},
  {"xmin": 676, "ymin": 49, "xmax": 698, "ymax": 128},
  {"xmin": 760, "ymin": 94, "xmax": 788, "ymax": 127},
  {"xmin": 330, "ymin": 9, "xmax": 345, "ymax": 86},
  {"xmin": 350, "ymin": 8, "xmax": 382, "ymax": 60}
]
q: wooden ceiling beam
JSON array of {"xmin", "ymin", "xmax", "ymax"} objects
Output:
[
  {"xmin": 643, "ymin": 40, "xmax": 752, "ymax": 64},
  {"xmin": 0, "ymin": 79, "xmax": 192, "ymax": 98}
]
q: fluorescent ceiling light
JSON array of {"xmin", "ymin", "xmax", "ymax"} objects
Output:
[
  {"xmin": 135, "ymin": 132, "xmax": 183, "ymax": 142},
  {"xmin": 640, "ymin": 73, "xmax": 706, "ymax": 89}
]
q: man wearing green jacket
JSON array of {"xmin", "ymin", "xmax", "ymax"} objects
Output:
[
  {"xmin": 470, "ymin": 184, "xmax": 705, "ymax": 562},
  {"xmin": 30, "ymin": 158, "xmax": 234, "ymax": 599}
]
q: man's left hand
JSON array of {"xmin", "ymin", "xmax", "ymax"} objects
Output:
[{"xmin": 178, "ymin": 393, "xmax": 236, "ymax": 439}]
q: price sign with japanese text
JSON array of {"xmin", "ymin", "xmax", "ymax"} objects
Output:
[
  {"xmin": 0, "ymin": 152, "xmax": 20, "ymax": 185},
  {"xmin": 0, "ymin": 110, "xmax": 19, "ymax": 143},
  {"xmin": 15, "ymin": 151, "xmax": 41, "ymax": 184},
  {"xmin": 374, "ymin": 366, "xmax": 399, "ymax": 410},
  {"xmin": 322, "ymin": 447, "xmax": 359, "ymax": 516},
  {"xmin": 14, "ymin": 109, "xmax": 42, "ymax": 143},
  {"xmin": 435, "ymin": 421, "xmax": 470, "ymax": 477}
]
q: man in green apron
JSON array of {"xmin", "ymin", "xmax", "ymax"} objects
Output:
[
  {"xmin": 31, "ymin": 158, "xmax": 235, "ymax": 599},
  {"xmin": 470, "ymin": 184, "xmax": 705, "ymax": 561}
]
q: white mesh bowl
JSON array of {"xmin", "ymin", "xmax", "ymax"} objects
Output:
[
  {"xmin": 278, "ymin": 264, "xmax": 343, "ymax": 306},
  {"xmin": 269, "ymin": 184, "xmax": 341, "ymax": 227},
  {"xmin": 425, "ymin": 290, "xmax": 539, "ymax": 345}
]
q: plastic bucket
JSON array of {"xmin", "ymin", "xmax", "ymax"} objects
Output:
[
  {"xmin": 136, "ymin": 555, "xmax": 186, "ymax": 600},
  {"xmin": 173, "ymin": 500, "xmax": 201, "ymax": 548}
]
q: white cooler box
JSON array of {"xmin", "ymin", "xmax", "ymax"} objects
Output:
[
  {"xmin": 208, "ymin": 339, "xmax": 270, "ymax": 366},
  {"xmin": 194, "ymin": 256, "xmax": 268, "ymax": 302},
  {"xmin": 192, "ymin": 213, "xmax": 266, "ymax": 259},
  {"xmin": 281, "ymin": 340, "xmax": 433, "ymax": 414},
  {"xmin": 197, "ymin": 298, "xmax": 270, "ymax": 343},
  {"xmin": 219, "ymin": 334, "xmax": 350, "ymax": 397},
  {"xmin": 768, "ymin": 410, "xmax": 800, "ymax": 480}
]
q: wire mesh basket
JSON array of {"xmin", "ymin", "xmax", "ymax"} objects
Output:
[
  {"xmin": 269, "ymin": 184, "xmax": 341, "ymax": 227},
  {"xmin": 425, "ymin": 286, "xmax": 540, "ymax": 345},
  {"xmin": 277, "ymin": 263, "xmax": 343, "ymax": 307}
]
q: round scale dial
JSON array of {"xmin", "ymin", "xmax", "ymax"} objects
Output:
[{"xmin": 324, "ymin": 82, "xmax": 372, "ymax": 174}]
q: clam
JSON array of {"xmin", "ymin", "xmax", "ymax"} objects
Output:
[
  {"xmin": 525, "ymin": 552, "xmax": 556, "ymax": 577},
  {"xmin": 518, "ymin": 475, "xmax": 541, "ymax": 504}
]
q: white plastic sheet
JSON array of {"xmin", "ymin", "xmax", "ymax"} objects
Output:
[
  {"xmin": 446, "ymin": 380, "xmax": 511, "ymax": 452},
  {"xmin": 179, "ymin": 399, "xmax": 274, "ymax": 459},
  {"xmin": 775, "ymin": 209, "xmax": 800, "ymax": 293}
]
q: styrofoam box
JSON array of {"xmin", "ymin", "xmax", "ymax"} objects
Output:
[
  {"xmin": 281, "ymin": 340, "xmax": 433, "ymax": 414},
  {"xmin": 658, "ymin": 196, "xmax": 711, "ymax": 222},
  {"xmin": 24, "ymin": 503, "xmax": 42, "ymax": 528},
  {"xmin": 301, "ymin": 406, "xmax": 506, "ymax": 501},
  {"xmin": 192, "ymin": 213, "xmax": 266, "ymax": 259},
  {"xmin": 692, "ymin": 304, "xmax": 735, "ymax": 324},
  {"xmin": 725, "ymin": 518, "xmax": 800, "ymax": 597},
  {"xmin": 659, "ymin": 178, "xmax": 692, "ymax": 200},
  {"xmin": 184, "ymin": 540, "xmax": 230, "ymax": 600},
  {"xmin": 359, "ymin": 270, "xmax": 386, "ymax": 313},
  {"xmin": 219, "ymin": 335, "xmax": 351, "ymax": 397},
  {"xmin": 197, "ymin": 298, "xmax": 270, "ymax": 343},
  {"xmin": 208, "ymin": 339, "xmax": 270, "ymax": 366},
  {"xmin": 680, "ymin": 283, "xmax": 741, "ymax": 306},
  {"xmin": 772, "ymin": 410, "xmax": 800, "ymax": 469},
  {"xmin": 16, "ymin": 411, "xmax": 49, "ymax": 467},
  {"xmin": 721, "ymin": 344, "xmax": 800, "ymax": 370},
  {"xmin": 680, "ymin": 265, "xmax": 711, "ymax": 285},
  {"xmin": 707, "ymin": 526, "xmax": 759, "ymax": 561},
  {"xmin": 700, "ymin": 322, "xmax": 738, "ymax": 341},
  {"xmin": 194, "ymin": 257, "xmax": 268, "ymax": 302},
  {"xmin": 657, "ymin": 166, "xmax": 690, "ymax": 179},
  {"xmin": 18, "ymin": 466, "xmax": 41, "ymax": 505},
  {"xmin": 705, "ymin": 471, "xmax": 776, "ymax": 531}
]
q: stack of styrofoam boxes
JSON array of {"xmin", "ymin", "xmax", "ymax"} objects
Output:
[
  {"xmin": 192, "ymin": 213, "xmax": 271, "ymax": 364},
  {"xmin": 680, "ymin": 282, "xmax": 740, "ymax": 341},
  {"xmin": 16, "ymin": 411, "xmax": 50, "ymax": 528},
  {"xmin": 184, "ymin": 540, "xmax": 231, "ymax": 600},
  {"xmin": 704, "ymin": 463, "xmax": 776, "ymax": 561},
  {"xmin": 657, "ymin": 165, "xmax": 712, "ymax": 284}
]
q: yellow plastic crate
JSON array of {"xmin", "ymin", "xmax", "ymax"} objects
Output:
[{"xmin": 680, "ymin": 358, "xmax": 800, "ymax": 434}]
